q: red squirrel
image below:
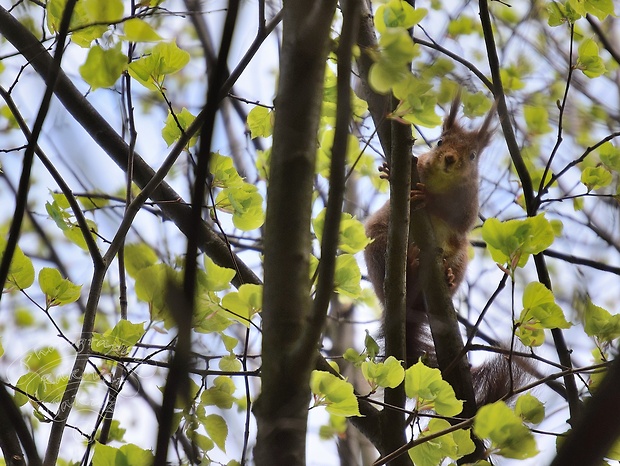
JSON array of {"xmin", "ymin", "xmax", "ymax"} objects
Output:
[{"xmin": 364, "ymin": 95, "xmax": 527, "ymax": 405}]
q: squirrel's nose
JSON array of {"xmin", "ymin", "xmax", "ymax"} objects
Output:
[{"xmin": 445, "ymin": 154, "xmax": 456, "ymax": 167}]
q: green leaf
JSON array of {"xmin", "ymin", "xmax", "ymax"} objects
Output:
[
  {"xmin": 91, "ymin": 320, "xmax": 145, "ymax": 356},
  {"xmin": 210, "ymin": 152, "xmax": 245, "ymax": 188},
  {"xmin": 474, "ymin": 401, "xmax": 538, "ymax": 459},
  {"xmin": 221, "ymin": 283, "xmax": 262, "ymax": 326},
  {"xmin": 313, "ymin": 209, "xmax": 372, "ymax": 254},
  {"xmin": 79, "ymin": 45, "xmax": 126, "ymax": 90},
  {"xmin": 39, "ymin": 268, "xmax": 82, "ymax": 307},
  {"xmin": 215, "ymin": 184, "xmax": 265, "ymax": 231},
  {"xmin": 93, "ymin": 442, "xmax": 154, "ymax": 466},
  {"xmin": 375, "ymin": 1, "xmax": 427, "ymax": 34},
  {"xmin": 577, "ymin": 38, "xmax": 607, "ymax": 78},
  {"xmin": 204, "ymin": 414, "xmax": 228, "ymax": 452},
  {"xmin": 524, "ymin": 105, "xmax": 552, "ymax": 135},
  {"xmin": 124, "ymin": 243, "xmax": 159, "ymax": 278},
  {"xmin": 408, "ymin": 419, "xmax": 475, "ymax": 466},
  {"xmin": 247, "ymin": 106, "xmax": 274, "ymax": 139},
  {"xmin": 128, "ymin": 41, "xmax": 190, "ymax": 90},
  {"xmin": 547, "ymin": 2, "xmax": 581, "ymax": 26},
  {"xmin": 583, "ymin": 0, "xmax": 615, "ymax": 20},
  {"xmin": 0, "ymin": 238, "xmax": 34, "ymax": 291},
  {"xmin": 123, "ymin": 18, "xmax": 163, "ymax": 42},
  {"xmin": 162, "ymin": 108, "xmax": 198, "ymax": 147},
  {"xmin": 119, "ymin": 443, "xmax": 155, "ymax": 465},
  {"xmin": 135, "ymin": 263, "xmax": 179, "ymax": 322},
  {"xmin": 447, "ymin": 15, "xmax": 479, "ymax": 36},
  {"xmin": 598, "ymin": 142, "xmax": 620, "ymax": 171},
  {"xmin": 368, "ymin": 28, "xmax": 418, "ymax": 94},
  {"xmin": 15, "ymin": 372, "xmax": 42, "ymax": 406},
  {"xmin": 24, "ymin": 347, "xmax": 61, "ymax": 375},
  {"xmin": 310, "ymin": 370, "xmax": 361, "ymax": 417},
  {"xmin": 202, "ymin": 256, "xmax": 236, "ymax": 292},
  {"xmin": 333, "ymin": 254, "xmax": 362, "ymax": 298},
  {"xmin": 361, "ymin": 356, "xmax": 404, "ymax": 389},
  {"xmin": 219, "ymin": 354, "xmax": 242, "ymax": 372},
  {"xmin": 581, "ymin": 166, "xmax": 612, "ymax": 191},
  {"xmin": 365, "ymin": 330, "xmax": 380, "ymax": 360},
  {"xmin": 83, "ymin": 0, "xmax": 124, "ymax": 23},
  {"xmin": 583, "ymin": 299, "xmax": 620, "ymax": 342},
  {"xmin": 343, "ymin": 348, "xmax": 367, "ymax": 366},
  {"xmin": 481, "ymin": 214, "xmax": 555, "ymax": 270},
  {"xmin": 516, "ymin": 282, "xmax": 571, "ymax": 346},
  {"xmin": 201, "ymin": 376, "xmax": 236, "ymax": 409},
  {"xmin": 404, "ymin": 361, "xmax": 463, "ymax": 416},
  {"xmin": 515, "ymin": 394, "xmax": 545, "ymax": 424}
]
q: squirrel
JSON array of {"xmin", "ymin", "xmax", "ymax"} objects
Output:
[{"xmin": 364, "ymin": 94, "xmax": 528, "ymax": 406}]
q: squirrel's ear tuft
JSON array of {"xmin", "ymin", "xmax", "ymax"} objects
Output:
[
  {"xmin": 476, "ymin": 98, "xmax": 498, "ymax": 149},
  {"xmin": 442, "ymin": 88, "xmax": 462, "ymax": 133}
]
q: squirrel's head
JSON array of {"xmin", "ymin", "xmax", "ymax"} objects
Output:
[{"xmin": 423, "ymin": 94, "xmax": 496, "ymax": 187}]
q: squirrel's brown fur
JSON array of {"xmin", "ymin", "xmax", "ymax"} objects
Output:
[{"xmin": 365, "ymin": 95, "xmax": 527, "ymax": 406}]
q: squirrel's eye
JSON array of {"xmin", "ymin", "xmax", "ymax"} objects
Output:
[
  {"xmin": 436, "ymin": 139, "xmax": 443, "ymax": 147},
  {"xmin": 470, "ymin": 152, "xmax": 476, "ymax": 160}
]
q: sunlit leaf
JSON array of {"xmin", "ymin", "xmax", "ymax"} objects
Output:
[{"xmin": 39, "ymin": 268, "xmax": 81, "ymax": 307}]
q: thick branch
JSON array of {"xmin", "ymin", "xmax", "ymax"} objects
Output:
[{"xmin": 253, "ymin": 1, "xmax": 337, "ymax": 464}]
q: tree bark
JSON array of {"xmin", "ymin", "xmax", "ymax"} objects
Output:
[{"xmin": 252, "ymin": 1, "xmax": 337, "ymax": 464}]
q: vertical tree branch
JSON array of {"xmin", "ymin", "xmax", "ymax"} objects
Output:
[
  {"xmin": 478, "ymin": 0, "xmax": 580, "ymax": 420},
  {"xmin": 253, "ymin": 1, "xmax": 337, "ymax": 463}
]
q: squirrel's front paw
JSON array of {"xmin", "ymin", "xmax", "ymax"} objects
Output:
[
  {"xmin": 410, "ymin": 183, "xmax": 427, "ymax": 209},
  {"xmin": 443, "ymin": 258, "xmax": 456, "ymax": 289},
  {"xmin": 378, "ymin": 162, "xmax": 391, "ymax": 180},
  {"xmin": 407, "ymin": 243, "xmax": 421, "ymax": 270}
]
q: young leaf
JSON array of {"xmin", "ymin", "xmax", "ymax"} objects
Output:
[
  {"xmin": 404, "ymin": 361, "xmax": 463, "ymax": 416},
  {"xmin": 310, "ymin": 370, "xmax": 361, "ymax": 417},
  {"xmin": 39, "ymin": 268, "xmax": 82, "ymax": 307},
  {"xmin": 581, "ymin": 166, "xmax": 612, "ymax": 191},
  {"xmin": 91, "ymin": 320, "xmax": 145, "ymax": 356},
  {"xmin": 202, "ymin": 256, "xmax": 236, "ymax": 292},
  {"xmin": 374, "ymin": 1, "xmax": 426, "ymax": 34},
  {"xmin": 210, "ymin": 152, "xmax": 245, "ymax": 188},
  {"xmin": 577, "ymin": 38, "xmax": 607, "ymax": 78},
  {"xmin": 0, "ymin": 238, "xmax": 34, "ymax": 291},
  {"xmin": 162, "ymin": 108, "xmax": 198, "ymax": 147},
  {"xmin": 215, "ymin": 184, "xmax": 265, "ymax": 231},
  {"xmin": 313, "ymin": 209, "xmax": 372, "ymax": 254},
  {"xmin": 583, "ymin": 299, "xmax": 620, "ymax": 342},
  {"xmin": 516, "ymin": 282, "xmax": 571, "ymax": 347},
  {"xmin": 333, "ymin": 254, "xmax": 362, "ymax": 298},
  {"xmin": 408, "ymin": 419, "xmax": 475, "ymax": 466},
  {"xmin": 219, "ymin": 354, "xmax": 242, "ymax": 372},
  {"xmin": 221, "ymin": 283, "xmax": 262, "ymax": 326},
  {"xmin": 524, "ymin": 105, "xmax": 552, "ymax": 135},
  {"xmin": 124, "ymin": 243, "xmax": 159, "ymax": 278},
  {"xmin": 128, "ymin": 41, "xmax": 190, "ymax": 90},
  {"xmin": 204, "ymin": 414, "xmax": 228, "ymax": 452},
  {"xmin": 201, "ymin": 376, "xmax": 236, "ymax": 409},
  {"xmin": 123, "ymin": 18, "xmax": 163, "ymax": 42},
  {"xmin": 515, "ymin": 394, "xmax": 545, "ymax": 424},
  {"xmin": 361, "ymin": 355, "xmax": 404, "ymax": 389},
  {"xmin": 24, "ymin": 347, "xmax": 61, "ymax": 375},
  {"xmin": 474, "ymin": 401, "xmax": 538, "ymax": 459},
  {"xmin": 482, "ymin": 214, "xmax": 555, "ymax": 270},
  {"xmin": 247, "ymin": 106, "xmax": 274, "ymax": 139},
  {"xmin": 79, "ymin": 45, "xmax": 126, "ymax": 90}
]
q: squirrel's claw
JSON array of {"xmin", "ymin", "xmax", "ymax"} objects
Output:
[
  {"xmin": 378, "ymin": 162, "xmax": 391, "ymax": 180},
  {"xmin": 443, "ymin": 258, "xmax": 456, "ymax": 289},
  {"xmin": 410, "ymin": 183, "xmax": 427, "ymax": 209},
  {"xmin": 407, "ymin": 244, "xmax": 421, "ymax": 270}
]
